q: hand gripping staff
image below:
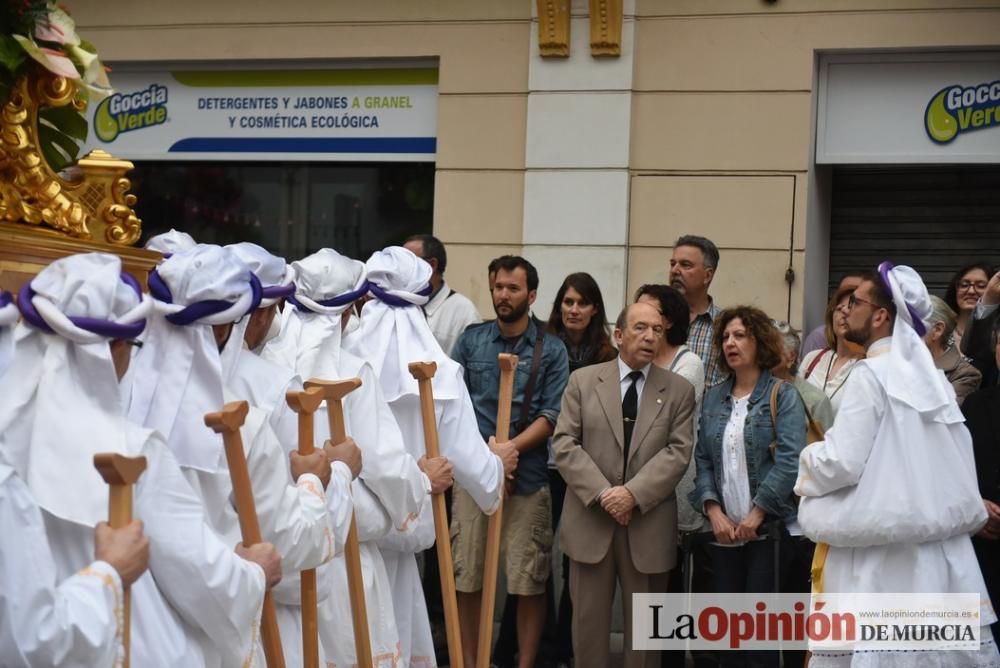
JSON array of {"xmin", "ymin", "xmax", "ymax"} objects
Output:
[
  {"xmin": 204, "ymin": 401, "xmax": 285, "ymax": 668},
  {"xmin": 408, "ymin": 361, "xmax": 464, "ymax": 668},
  {"xmin": 303, "ymin": 378, "xmax": 373, "ymax": 668},
  {"xmin": 284, "ymin": 386, "xmax": 326, "ymax": 668},
  {"xmin": 477, "ymin": 353, "xmax": 519, "ymax": 668},
  {"xmin": 93, "ymin": 453, "xmax": 147, "ymax": 668}
]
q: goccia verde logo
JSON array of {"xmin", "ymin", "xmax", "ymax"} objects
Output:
[
  {"xmin": 925, "ymin": 80, "xmax": 1000, "ymax": 144},
  {"xmin": 94, "ymin": 84, "xmax": 169, "ymax": 143}
]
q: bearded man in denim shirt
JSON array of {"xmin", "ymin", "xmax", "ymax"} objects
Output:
[{"xmin": 451, "ymin": 255, "xmax": 569, "ymax": 668}]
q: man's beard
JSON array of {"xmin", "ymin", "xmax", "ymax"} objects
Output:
[
  {"xmin": 669, "ymin": 278, "xmax": 687, "ymax": 294},
  {"xmin": 494, "ymin": 299, "xmax": 529, "ymax": 323},
  {"xmin": 843, "ymin": 315, "xmax": 872, "ymax": 346}
]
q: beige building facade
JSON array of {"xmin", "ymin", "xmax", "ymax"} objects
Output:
[{"xmin": 75, "ymin": 0, "xmax": 1000, "ymax": 331}]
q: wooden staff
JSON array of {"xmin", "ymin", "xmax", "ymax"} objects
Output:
[
  {"xmin": 408, "ymin": 361, "xmax": 464, "ymax": 668},
  {"xmin": 204, "ymin": 401, "xmax": 285, "ymax": 668},
  {"xmin": 93, "ymin": 453, "xmax": 147, "ymax": 668},
  {"xmin": 477, "ymin": 353, "xmax": 519, "ymax": 668},
  {"xmin": 303, "ymin": 378, "xmax": 373, "ymax": 668},
  {"xmin": 285, "ymin": 386, "xmax": 326, "ymax": 668}
]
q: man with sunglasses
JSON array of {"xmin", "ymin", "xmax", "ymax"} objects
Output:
[{"xmin": 795, "ymin": 264, "xmax": 998, "ymax": 667}]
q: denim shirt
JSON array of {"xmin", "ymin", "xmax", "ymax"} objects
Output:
[
  {"xmin": 689, "ymin": 369, "xmax": 807, "ymax": 523},
  {"xmin": 452, "ymin": 318, "xmax": 570, "ymax": 495}
]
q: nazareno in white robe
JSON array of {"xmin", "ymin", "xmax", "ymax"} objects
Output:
[
  {"xmin": 0, "ymin": 253, "xmax": 267, "ymax": 668},
  {"xmin": 127, "ymin": 246, "xmax": 337, "ymax": 666},
  {"xmin": 0, "ymin": 463, "xmax": 124, "ymax": 668},
  {"xmin": 797, "ymin": 340, "xmax": 999, "ymax": 667},
  {"xmin": 181, "ymin": 400, "xmax": 341, "ymax": 667},
  {"xmin": 47, "ymin": 427, "xmax": 272, "ymax": 668},
  {"xmin": 262, "ymin": 249, "xmax": 431, "ymax": 667},
  {"xmin": 346, "ymin": 246, "xmax": 506, "ymax": 668},
  {"xmin": 227, "ymin": 343, "xmax": 356, "ymax": 667}
]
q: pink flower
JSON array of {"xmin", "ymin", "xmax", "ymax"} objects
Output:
[{"xmin": 13, "ymin": 35, "xmax": 80, "ymax": 79}]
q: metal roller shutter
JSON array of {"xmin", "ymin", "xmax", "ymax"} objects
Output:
[{"xmin": 829, "ymin": 165, "xmax": 1000, "ymax": 297}]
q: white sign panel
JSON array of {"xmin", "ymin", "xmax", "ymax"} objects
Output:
[
  {"xmin": 82, "ymin": 66, "xmax": 438, "ymax": 162},
  {"xmin": 817, "ymin": 53, "xmax": 1000, "ymax": 164}
]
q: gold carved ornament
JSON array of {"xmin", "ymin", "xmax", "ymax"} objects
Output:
[
  {"xmin": 589, "ymin": 0, "xmax": 622, "ymax": 57},
  {"xmin": 537, "ymin": 0, "xmax": 571, "ymax": 58},
  {"xmin": 0, "ymin": 68, "xmax": 142, "ymax": 246}
]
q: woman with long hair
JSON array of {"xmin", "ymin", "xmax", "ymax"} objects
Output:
[
  {"xmin": 944, "ymin": 261, "xmax": 994, "ymax": 353},
  {"xmin": 545, "ymin": 272, "xmax": 617, "ymax": 372},
  {"xmin": 797, "ymin": 285, "xmax": 864, "ymax": 416}
]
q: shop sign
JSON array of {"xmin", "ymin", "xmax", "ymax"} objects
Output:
[
  {"xmin": 817, "ymin": 54, "xmax": 1000, "ymax": 164},
  {"xmin": 82, "ymin": 67, "xmax": 438, "ymax": 162}
]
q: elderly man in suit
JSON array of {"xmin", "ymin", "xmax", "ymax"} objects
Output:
[{"xmin": 553, "ymin": 301, "xmax": 696, "ymax": 668}]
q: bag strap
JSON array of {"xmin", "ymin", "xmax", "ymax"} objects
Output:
[
  {"xmin": 516, "ymin": 331, "xmax": 546, "ymax": 431},
  {"xmin": 768, "ymin": 380, "xmax": 781, "ymax": 433},
  {"xmin": 803, "ymin": 348, "xmax": 830, "ymax": 380},
  {"xmin": 767, "ymin": 381, "xmax": 782, "ymax": 461},
  {"xmin": 669, "ymin": 348, "xmax": 691, "ymax": 372}
]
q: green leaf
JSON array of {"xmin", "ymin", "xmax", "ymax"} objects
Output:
[
  {"xmin": 39, "ymin": 105, "xmax": 88, "ymax": 142},
  {"xmin": 0, "ymin": 35, "xmax": 26, "ymax": 75},
  {"xmin": 38, "ymin": 122, "xmax": 81, "ymax": 172}
]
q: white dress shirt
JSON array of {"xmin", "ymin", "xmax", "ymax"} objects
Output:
[{"xmin": 617, "ymin": 357, "xmax": 651, "ymax": 402}]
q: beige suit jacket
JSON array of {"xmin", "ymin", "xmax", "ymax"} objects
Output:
[{"xmin": 553, "ymin": 359, "xmax": 696, "ymax": 574}]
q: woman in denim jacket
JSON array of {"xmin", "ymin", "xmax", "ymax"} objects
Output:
[{"xmin": 689, "ymin": 306, "xmax": 807, "ymax": 667}]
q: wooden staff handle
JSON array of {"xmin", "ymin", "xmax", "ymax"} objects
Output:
[
  {"xmin": 408, "ymin": 361, "xmax": 464, "ymax": 668},
  {"xmin": 285, "ymin": 387, "xmax": 325, "ymax": 668},
  {"xmin": 205, "ymin": 401, "xmax": 285, "ymax": 668},
  {"xmin": 477, "ymin": 353, "xmax": 519, "ymax": 668},
  {"xmin": 93, "ymin": 453, "xmax": 147, "ymax": 668},
  {"xmin": 304, "ymin": 378, "xmax": 373, "ymax": 668}
]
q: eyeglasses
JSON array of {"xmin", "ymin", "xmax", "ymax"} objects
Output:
[
  {"xmin": 958, "ymin": 281, "xmax": 988, "ymax": 292},
  {"xmin": 847, "ymin": 293, "xmax": 882, "ymax": 311}
]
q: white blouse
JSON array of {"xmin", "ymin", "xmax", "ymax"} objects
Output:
[{"xmin": 720, "ymin": 394, "xmax": 753, "ymax": 526}]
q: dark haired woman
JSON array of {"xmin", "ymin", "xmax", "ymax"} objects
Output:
[
  {"xmin": 546, "ymin": 272, "xmax": 617, "ymax": 372},
  {"xmin": 944, "ymin": 261, "xmax": 994, "ymax": 353}
]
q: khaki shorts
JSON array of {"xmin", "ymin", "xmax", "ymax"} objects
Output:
[{"xmin": 450, "ymin": 485, "xmax": 553, "ymax": 597}]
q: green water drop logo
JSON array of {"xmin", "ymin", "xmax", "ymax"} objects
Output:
[
  {"xmin": 94, "ymin": 96, "xmax": 119, "ymax": 143},
  {"xmin": 925, "ymin": 88, "xmax": 957, "ymax": 144}
]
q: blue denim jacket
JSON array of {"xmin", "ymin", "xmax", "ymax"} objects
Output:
[
  {"xmin": 689, "ymin": 369, "xmax": 807, "ymax": 523},
  {"xmin": 452, "ymin": 318, "xmax": 569, "ymax": 495}
]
